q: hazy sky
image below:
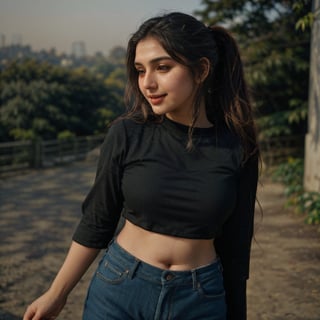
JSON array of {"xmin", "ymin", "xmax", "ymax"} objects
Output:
[{"xmin": 0, "ymin": 0, "xmax": 203, "ymax": 55}]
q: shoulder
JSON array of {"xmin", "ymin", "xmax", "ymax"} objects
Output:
[
  {"xmin": 107, "ymin": 117, "xmax": 139, "ymax": 136},
  {"xmin": 214, "ymin": 124, "xmax": 243, "ymax": 168},
  {"xmin": 216, "ymin": 123, "xmax": 241, "ymax": 148}
]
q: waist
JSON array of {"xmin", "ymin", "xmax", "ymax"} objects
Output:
[
  {"xmin": 105, "ymin": 238, "xmax": 222, "ymax": 286},
  {"xmin": 116, "ymin": 219, "xmax": 216, "ymax": 271}
]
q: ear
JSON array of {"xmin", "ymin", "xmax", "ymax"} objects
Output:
[{"xmin": 196, "ymin": 57, "xmax": 211, "ymax": 83}]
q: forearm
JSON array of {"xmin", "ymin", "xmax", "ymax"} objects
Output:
[{"xmin": 49, "ymin": 241, "xmax": 100, "ymax": 297}]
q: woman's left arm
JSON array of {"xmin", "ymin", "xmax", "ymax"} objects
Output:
[{"xmin": 214, "ymin": 154, "xmax": 259, "ymax": 320}]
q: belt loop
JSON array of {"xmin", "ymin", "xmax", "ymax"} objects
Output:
[
  {"xmin": 128, "ymin": 259, "xmax": 140, "ymax": 279},
  {"xmin": 191, "ymin": 269, "xmax": 197, "ymax": 290},
  {"xmin": 106, "ymin": 237, "xmax": 115, "ymax": 251}
]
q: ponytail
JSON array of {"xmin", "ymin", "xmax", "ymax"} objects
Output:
[{"xmin": 208, "ymin": 26, "xmax": 259, "ymax": 163}]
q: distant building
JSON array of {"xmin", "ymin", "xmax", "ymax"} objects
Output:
[
  {"xmin": 11, "ymin": 33, "xmax": 23, "ymax": 46},
  {"xmin": 0, "ymin": 33, "xmax": 5, "ymax": 48},
  {"xmin": 71, "ymin": 41, "xmax": 86, "ymax": 58}
]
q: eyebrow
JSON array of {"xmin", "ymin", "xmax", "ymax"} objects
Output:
[{"xmin": 134, "ymin": 56, "xmax": 173, "ymax": 66}]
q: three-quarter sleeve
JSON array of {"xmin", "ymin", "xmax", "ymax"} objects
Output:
[
  {"xmin": 214, "ymin": 154, "xmax": 259, "ymax": 320},
  {"xmin": 72, "ymin": 121, "xmax": 127, "ymax": 249}
]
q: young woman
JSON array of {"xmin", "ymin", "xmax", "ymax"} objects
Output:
[{"xmin": 24, "ymin": 12, "xmax": 259, "ymax": 320}]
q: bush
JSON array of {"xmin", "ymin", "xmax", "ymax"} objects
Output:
[
  {"xmin": 57, "ymin": 130, "xmax": 75, "ymax": 141},
  {"xmin": 272, "ymin": 157, "xmax": 320, "ymax": 225}
]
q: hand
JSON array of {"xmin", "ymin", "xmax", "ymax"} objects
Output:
[{"xmin": 23, "ymin": 289, "xmax": 67, "ymax": 320}]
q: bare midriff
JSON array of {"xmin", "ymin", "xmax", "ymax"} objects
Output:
[{"xmin": 116, "ymin": 219, "xmax": 216, "ymax": 271}]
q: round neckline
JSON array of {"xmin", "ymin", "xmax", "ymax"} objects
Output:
[{"xmin": 162, "ymin": 116, "xmax": 215, "ymax": 136}]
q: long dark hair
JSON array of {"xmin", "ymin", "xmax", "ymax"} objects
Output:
[{"xmin": 124, "ymin": 12, "xmax": 258, "ymax": 162}]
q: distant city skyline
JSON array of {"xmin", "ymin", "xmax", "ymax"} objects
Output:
[{"xmin": 0, "ymin": 0, "xmax": 202, "ymax": 56}]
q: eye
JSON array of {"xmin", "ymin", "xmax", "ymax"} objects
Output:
[
  {"xmin": 135, "ymin": 68, "xmax": 145, "ymax": 75},
  {"xmin": 137, "ymin": 70, "xmax": 145, "ymax": 75},
  {"xmin": 157, "ymin": 65, "xmax": 171, "ymax": 72}
]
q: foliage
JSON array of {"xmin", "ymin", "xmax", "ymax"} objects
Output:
[
  {"xmin": 195, "ymin": 0, "xmax": 311, "ymax": 139},
  {"xmin": 294, "ymin": 0, "xmax": 317, "ymax": 31},
  {"xmin": 0, "ymin": 59, "xmax": 125, "ymax": 142},
  {"xmin": 57, "ymin": 130, "xmax": 76, "ymax": 141},
  {"xmin": 272, "ymin": 158, "xmax": 320, "ymax": 225}
]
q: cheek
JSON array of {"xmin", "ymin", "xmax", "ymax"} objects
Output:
[
  {"xmin": 137, "ymin": 77, "xmax": 142, "ymax": 90},
  {"xmin": 174, "ymin": 78, "xmax": 196, "ymax": 97},
  {"xmin": 168, "ymin": 72, "xmax": 195, "ymax": 93},
  {"xmin": 137, "ymin": 78, "xmax": 145, "ymax": 95}
]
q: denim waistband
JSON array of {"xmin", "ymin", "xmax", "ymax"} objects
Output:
[{"xmin": 105, "ymin": 238, "xmax": 223, "ymax": 288}]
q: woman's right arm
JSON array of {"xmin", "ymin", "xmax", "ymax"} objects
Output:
[{"xmin": 23, "ymin": 241, "xmax": 100, "ymax": 320}]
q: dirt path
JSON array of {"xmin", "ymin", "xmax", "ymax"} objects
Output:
[
  {"xmin": 247, "ymin": 180, "xmax": 320, "ymax": 320},
  {"xmin": 0, "ymin": 161, "xmax": 319, "ymax": 320}
]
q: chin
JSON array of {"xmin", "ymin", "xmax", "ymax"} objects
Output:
[{"xmin": 151, "ymin": 107, "xmax": 166, "ymax": 115}]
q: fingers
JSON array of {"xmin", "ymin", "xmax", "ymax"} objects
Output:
[
  {"xmin": 23, "ymin": 291, "xmax": 65, "ymax": 320},
  {"xmin": 23, "ymin": 305, "xmax": 35, "ymax": 320},
  {"xmin": 23, "ymin": 304, "xmax": 45, "ymax": 320}
]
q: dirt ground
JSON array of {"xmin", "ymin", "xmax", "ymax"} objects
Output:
[{"xmin": 0, "ymin": 160, "xmax": 319, "ymax": 320}]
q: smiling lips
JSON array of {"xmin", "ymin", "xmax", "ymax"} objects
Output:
[{"xmin": 148, "ymin": 94, "xmax": 167, "ymax": 105}]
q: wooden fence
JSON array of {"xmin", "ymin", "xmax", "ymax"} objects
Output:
[
  {"xmin": 259, "ymin": 135, "xmax": 305, "ymax": 166},
  {"xmin": 0, "ymin": 134, "xmax": 305, "ymax": 175},
  {"xmin": 0, "ymin": 135, "xmax": 104, "ymax": 175}
]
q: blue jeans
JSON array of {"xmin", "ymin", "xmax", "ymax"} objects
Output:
[{"xmin": 83, "ymin": 239, "xmax": 226, "ymax": 320}]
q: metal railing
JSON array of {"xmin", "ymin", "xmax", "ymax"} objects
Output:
[{"xmin": 0, "ymin": 135, "xmax": 104, "ymax": 175}]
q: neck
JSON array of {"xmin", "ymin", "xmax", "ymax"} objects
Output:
[{"xmin": 165, "ymin": 106, "xmax": 213, "ymax": 128}]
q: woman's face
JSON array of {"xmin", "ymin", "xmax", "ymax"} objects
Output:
[{"xmin": 134, "ymin": 36, "xmax": 199, "ymax": 124}]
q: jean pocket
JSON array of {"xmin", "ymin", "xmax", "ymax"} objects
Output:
[
  {"xmin": 196, "ymin": 275, "xmax": 225, "ymax": 299},
  {"xmin": 96, "ymin": 254, "xmax": 129, "ymax": 285}
]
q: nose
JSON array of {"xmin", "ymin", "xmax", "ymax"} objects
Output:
[{"xmin": 141, "ymin": 71, "xmax": 157, "ymax": 90}]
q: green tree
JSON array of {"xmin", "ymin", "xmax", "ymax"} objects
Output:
[
  {"xmin": 195, "ymin": 0, "xmax": 311, "ymax": 138},
  {"xmin": 1, "ymin": 80, "xmax": 66, "ymax": 140},
  {"xmin": 104, "ymin": 67, "xmax": 127, "ymax": 119},
  {"xmin": 0, "ymin": 59, "xmax": 123, "ymax": 141}
]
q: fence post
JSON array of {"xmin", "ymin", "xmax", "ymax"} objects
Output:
[{"xmin": 32, "ymin": 139, "xmax": 43, "ymax": 168}]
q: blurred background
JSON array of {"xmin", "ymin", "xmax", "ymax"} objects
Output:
[{"xmin": 1, "ymin": 1, "xmax": 319, "ymax": 319}]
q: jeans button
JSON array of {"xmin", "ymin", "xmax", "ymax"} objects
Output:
[{"xmin": 165, "ymin": 273, "xmax": 174, "ymax": 281}]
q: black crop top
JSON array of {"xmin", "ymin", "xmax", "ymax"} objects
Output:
[
  {"xmin": 73, "ymin": 116, "xmax": 258, "ymax": 319},
  {"xmin": 73, "ymin": 116, "xmax": 242, "ymax": 246}
]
